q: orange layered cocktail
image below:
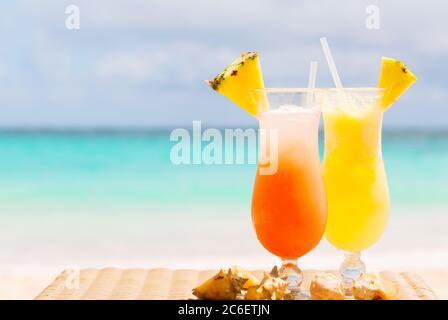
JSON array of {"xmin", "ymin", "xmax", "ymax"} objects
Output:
[{"xmin": 251, "ymin": 89, "xmax": 327, "ymax": 295}]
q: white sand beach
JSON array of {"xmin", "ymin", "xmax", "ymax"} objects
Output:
[{"xmin": 0, "ymin": 206, "xmax": 447, "ymax": 299}]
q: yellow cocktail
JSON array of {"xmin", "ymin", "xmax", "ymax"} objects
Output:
[{"xmin": 318, "ymin": 88, "xmax": 390, "ymax": 285}]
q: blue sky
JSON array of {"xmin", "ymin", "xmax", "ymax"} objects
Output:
[{"xmin": 0, "ymin": 0, "xmax": 446, "ymax": 129}]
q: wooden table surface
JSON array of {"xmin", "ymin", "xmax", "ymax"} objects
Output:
[{"xmin": 35, "ymin": 268, "xmax": 438, "ymax": 300}]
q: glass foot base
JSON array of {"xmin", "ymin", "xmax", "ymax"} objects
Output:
[{"xmin": 286, "ymin": 289, "xmax": 310, "ymax": 300}]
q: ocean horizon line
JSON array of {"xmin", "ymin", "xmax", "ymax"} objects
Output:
[{"xmin": 0, "ymin": 126, "xmax": 447, "ymax": 136}]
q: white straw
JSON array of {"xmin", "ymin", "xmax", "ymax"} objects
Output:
[
  {"xmin": 306, "ymin": 61, "xmax": 318, "ymax": 106},
  {"xmin": 308, "ymin": 61, "xmax": 318, "ymax": 90},
  {"xmin": 320, "ymin": 37, "xmax": 343, "ymax": 88}
]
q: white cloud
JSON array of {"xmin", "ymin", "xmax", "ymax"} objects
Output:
[
  {"xmin": 96, "ymin": 52, "xmax": 161, "ymax": 82},
  {"xmin": 94, "ymin": 41, "xmax": 239, "ymax": 86}
]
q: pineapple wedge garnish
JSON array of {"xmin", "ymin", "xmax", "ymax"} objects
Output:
[
  {"xmin": 208, "ymin": 52, "xmax": 265, "ymax": 117},
  {"xmin": 378, "ymin": 57, "xmax": 417, "ymax": 110}
]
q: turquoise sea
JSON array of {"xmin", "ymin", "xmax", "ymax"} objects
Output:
[{"xmin": 0, "ymin": 130, "xmax": 447, "ymax": 213}]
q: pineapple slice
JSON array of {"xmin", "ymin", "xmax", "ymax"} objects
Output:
[
  {"xmin": 208, "ymin": 52, "xmax": 265, "ymax": 117},
  {"xmin": 378, "ymin": 57, "xmax": 417, "ymax": 110}
]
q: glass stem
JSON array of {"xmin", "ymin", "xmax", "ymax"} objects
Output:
[{"xmin": 339, "ymin": 251, "xmax": 366, "ymax": 294}]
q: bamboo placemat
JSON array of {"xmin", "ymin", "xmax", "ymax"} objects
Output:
[{"xmin": 35, "ymin": 268, "xmax": 437, "ymax": 300}]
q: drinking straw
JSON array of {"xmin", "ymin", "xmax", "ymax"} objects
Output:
[
  {"xmin": 306, "ymin": 61, "xmax": 318, "ymax": 106},
  {"xmin": 320, "ymin": 37, "xmax": 343, "ymax": 88}
]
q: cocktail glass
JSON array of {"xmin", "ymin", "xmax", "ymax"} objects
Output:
[
  {"xmin": 316, "ymin": 88, "xmax": 390, "ymax": 292},
  {"xmin": 251, "ymin": 88, "xmax": 327, "ymax": 298}
]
